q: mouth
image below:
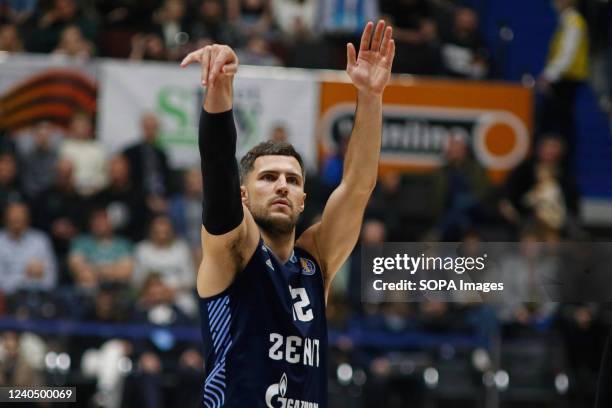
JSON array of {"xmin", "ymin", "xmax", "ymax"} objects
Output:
[{"xmin": 271, "ymin": 199, "xmax": 291, "ymax": 209}]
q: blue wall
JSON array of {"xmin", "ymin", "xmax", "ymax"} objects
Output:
[{"xmin": 465, "ymin": 0, "xmax": 612, "ymax": 199}]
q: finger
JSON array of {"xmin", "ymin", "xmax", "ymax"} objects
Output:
[
  {"xmin": 221, "ymin": 62, "xmax": 238, "ymax": 75},
  {"xmin": 383, "ymin": 39, "xmax": 396, "ymax": 68},
  {"xmin": 209, "ymin": 47, "xmax": 226, "ymax": 85},
  {"xmin": 370, "ymin": 20, "xmax": 385, "ymax": 52},
  {"xmin": 200, "ymin": 47, "xmax": 211, "ymax": 86},
  {"xmin": 346, "ymin": 43, "xmax": 357, "ymax": 68},
  {"xmin": 359, "ymin": 21, "xmax": 374, "ymax": 51},
  {"xmin": 380, "ymin": 26, "xmax": 393, "ymax": 56},
  {"xmin": 180, "ymin": 51, "xmax": 200, "ymax": 67}
]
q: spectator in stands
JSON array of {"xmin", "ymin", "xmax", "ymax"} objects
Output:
[
  {"xmin": 0, "ymin": 23, "xmax": 24, "ymax": 52},
  {"xmin": 190, "ymin": 0, "xmax": 240, "ymax": 46},
  {"xmin": 430, "ymin": 132, "xmax": 492, "ymax": 241},
  {"xmin": 129, "ymin": 32, "xmax": 169, "ymax": 61},
  {"xmin": 121, "ymin": 273, "xmax": 200, "ymax": 408},
  {"xmin": 237, "ymin": 35, "xmax": 282, "ymax": 66},
  {"xmin": 496, "ymin": 227, "xmax": 559, "ymax": 329},
  {"xmin": 537, "ymin": 0, "xmax": 589, "ymax": 159},
  {"xmin": 271, "ymin": 0, "xmax": 316, "ymax": 41},
  {"xmin": 367, "ymin": 172, "xmax": 412, "ymax": 241},
  {"xmin": 153, "ymin": 0, "xmax": 190, "ymax": 60},
  {"xmin": 52, "ymin": 24, "xmax": 94, "ymax": 58},
  {"xmin": 0, "ymin": 202, "xmax": 57, "ymax": 294},
  {"xmin": 28, "ymin": 0, "xmax": 97, "ymax": 53},
  {"xmin": 228, "ymin": 0, "xmax": 275, "ymax": 39},
  {"xmin": 59, "ymin": 112, "xmax": 108, "ymax": 197},
  {"xmin": 0, "ymin": 0, "xmax": 38, "ymax": 25},
  {"xmin": 316, "ymin": 0, "xmax": 379, "ymax": 37},
  {"xmin": 122, "ymin": 112, "xmax": 172, "ymax": 214},
  {"xmin": 440, "ymin": 7, "xmax": 489, "ymax": 79},
  {"xmin": 314, "ymin": 0, "xmax": 379, "ymax": 68},
  {"xmin": 499, "ymin": 134, "xmax": 580, "ymax": 240},
  {"xmin": 68, "ymin": 207, "xmax": 133, "ymax": 290},
  {"xmin": 269, "ymin": 123, "xmax": 288, "ymax": 143},
  {"xmin": 380, "ymin": 0, "xmax": 440, "ymax": 74},
  {"xmin": 91, "ymin": 155, "xmax": 150, "ymax": 242},
  {"xmin": 133, "ymin": 215, "xmax": 196, "ymax": 316},
  {"xmin": 320, "ymin": 134, "xmax": 348, "ymax": 191},
  {"xmin": 17, "ymin": 121, "xmax": 59, "ymax": 199},
  {"xmin": 0, "ymin": 152, "xmax": 24, "ymax": 219},
  {"xmin": 168, "ymin": 167, "xmax": 203, "ymax": 264},
  {"xmin": 33, "ymin": 159, "xmax": 87, "ymax": 280},
  {"xmin": 0, "ymin": 331, "xmax": 46, "ymax": 387}
]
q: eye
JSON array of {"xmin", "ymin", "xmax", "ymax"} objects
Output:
[
  {"xmin": 262, "ymin": 174, "xmax": 275, "ymax": 182},
  {"xmin": 287, "ymin": 177, "xmax": 299, "ymax": 185}
]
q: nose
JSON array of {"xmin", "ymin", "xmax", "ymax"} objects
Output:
[{"xmin": 275, "ymin": 176, "xmax": 289, "ymax": 196}]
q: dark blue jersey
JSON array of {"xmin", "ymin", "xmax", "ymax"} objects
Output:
[{"xmin": 199, "ymin": 238, "xmax": 328, "ymax": 408}]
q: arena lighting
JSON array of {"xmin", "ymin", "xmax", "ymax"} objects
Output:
[
  {"xmin": 57, "ymin": 353, "xmax": 71, "ymax": 371},
  {"xmin": 555, "ymin": 373, "xmax": 569, "ymax": 395},
  {"xmin": 45, "ymin": 351, "xmax": 58, "ymax": 370},
  {"xmin": 482, "ymin": 371, "xmax": 495, "ymax": 387},
  {"xmin": 423, "ymin": 367, "xmax": 439, "ymax": 389},
  {"xmin": 117, "ymin": 357, "xmax": 133, "ymax": 374},
  {"xmin": 494, "ymin": 370, "xmax": 510, "ymax": 391},
  {"xmin": 472, "ymin": 348, "xmax": 491, "ymax": 372},
  {"xmin": 337, "ymin": 363, "xmax": 353, "ymax": 385}
]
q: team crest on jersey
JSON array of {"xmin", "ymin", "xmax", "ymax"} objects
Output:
[
  {"xmin": 265, "ymin": 372, "xmax": 319, "ymax": 408},
  {"xmin": 299, "ymin": 258, "xmax": 316, "ymax": 276}
]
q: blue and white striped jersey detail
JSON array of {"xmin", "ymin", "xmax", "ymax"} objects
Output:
[{"xmin": 203, "ymin": 295, "xmax": 232, "ymax": 408}]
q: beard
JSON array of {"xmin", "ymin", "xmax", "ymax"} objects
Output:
[{"xmin": 249, "ymin": 203, "xmax": 299, "ymax": 236}]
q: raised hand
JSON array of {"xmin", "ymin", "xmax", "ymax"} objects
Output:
[
  {"xmin": 180, "ymin": 44, "xmax": 239, "ymax": 87},
  {"xmin": 347, "ymin": 20, "xmax": 395, "ymax": 96}
]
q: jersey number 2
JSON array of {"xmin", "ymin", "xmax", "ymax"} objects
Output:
[{"xmin": 289, "ymin": 286, "xmax": 314, "ymax": 322}]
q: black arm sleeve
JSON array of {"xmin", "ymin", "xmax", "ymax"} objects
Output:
[{"xmin": 199, "ymin": 108, "xmax": 244, "ymax": 235}]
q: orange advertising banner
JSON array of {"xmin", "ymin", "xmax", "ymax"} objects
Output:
[{"xmin": 318, "ymin": 76, "xmax": 533, "ymax": 183}]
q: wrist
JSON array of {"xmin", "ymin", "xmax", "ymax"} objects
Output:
[
  {"xmin": 357, "ymin": 90, "xmax": 383, "ymax": 105},
  {"xmin": 203, "ymin": 79, "xmax": 233, "ymax": 113}
]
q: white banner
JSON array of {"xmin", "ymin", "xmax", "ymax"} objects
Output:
[{"xmin": 98, "ymin": 60, "xmax": 319, "ymax": 170}]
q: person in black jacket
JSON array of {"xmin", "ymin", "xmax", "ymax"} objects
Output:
[
  {"xmin": 122, "ymin": 112, "xmax": 172, "ymax": 213},
  {"xmin": 498, "ymin": 134, "xmax": 581, "ymax": 240}
]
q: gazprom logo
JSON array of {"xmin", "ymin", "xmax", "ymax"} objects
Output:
[{"xmin": 321, "ymin": 104, "xmax": 530, "ymax": 171}]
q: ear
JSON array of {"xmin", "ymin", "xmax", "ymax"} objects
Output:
[
  {"xmin": 298, "ymin": 192, "xmax": 306, "ymax": 213},
  {"xmin": 240, "ymin": 186, "xmax": 248, "ymax": 203}
]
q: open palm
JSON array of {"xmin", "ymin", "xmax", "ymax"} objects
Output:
[{"xmin": 347, "ymin": 21, "xmax": 395, "ymax": 96}]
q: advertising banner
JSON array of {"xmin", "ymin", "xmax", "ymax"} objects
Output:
[
  {"xmin": 98, "ymin": 61, "xmax": 319, "ymax": 169},
  {"xmin": 318, "ymin": 76, "xmax": 533, "ymax": 182}
]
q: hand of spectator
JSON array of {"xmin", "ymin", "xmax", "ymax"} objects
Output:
[
  {"xmin": 25, "ymin": 260, "xmax": 45, "ymax": 280},
  {"xmin": 346, "ymin": 21, "xmax": 395, "ymax": 96},
  {"xmin": 39, "ymin": 9, "xmax": 59, "ymax": 28},
  {"xmin": 180, "ymin": 44, "xmax": 239, "ymax": 87}
]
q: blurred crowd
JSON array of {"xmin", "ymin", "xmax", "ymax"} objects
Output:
[
  {"xmin": 0, "ymin": 0, "xmax": 611, "ymax": 407},
  {"xmin": 0, "ymin": 0, "xmax": 496, "ymax": 77}
]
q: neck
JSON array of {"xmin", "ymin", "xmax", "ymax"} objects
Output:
[{"xmin": 261, "ymin": 229, "xmax": 296, "ymax": 263}]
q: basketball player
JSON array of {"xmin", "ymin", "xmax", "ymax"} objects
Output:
[{"xmin": 180, "ymin": 20, "xmax": 395, "ymax": 407}]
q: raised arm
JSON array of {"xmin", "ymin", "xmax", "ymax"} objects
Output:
[
  {"xmin": 180, "ymin": 45, "xmax": 259, "ymax": 298},
  {"xmin": 297, "ymin": 21, "xmax": 395, "ymax": 295}
]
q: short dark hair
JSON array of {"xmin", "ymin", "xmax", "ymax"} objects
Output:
[{"xmin": 239, "ymin": 141, "xmax": 304, "ymax": 183}]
